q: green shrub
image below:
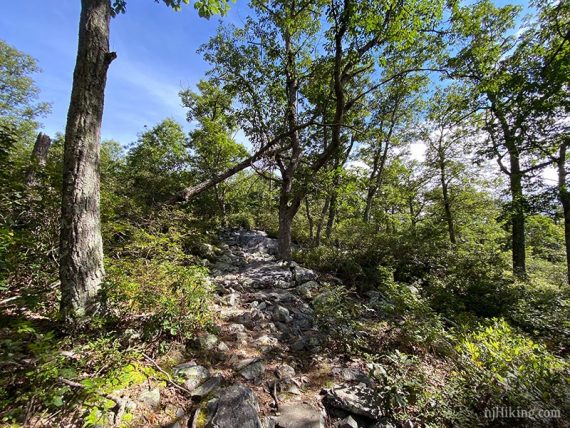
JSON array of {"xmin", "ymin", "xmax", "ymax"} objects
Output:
[
  {"xmin": 226, "ymin": 211, "xmax": 255, "ymax": 230},
  {"xmin": 313, "ymin": 285, "xmax": 364, "ymax": 353},
  {"xmin": 105, "ymin": 259, "xmax": 214, "ymax": 340},
  {"xmin": 449, "ymin": 319, "xmax": 570, "ymax": 425}
]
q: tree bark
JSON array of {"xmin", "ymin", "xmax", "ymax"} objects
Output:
[
  {"xmin": 305, "ymin": 197, "xmax": 314, "ymax": 244},
  {"xmin": 59, "ymin": 0, "xmax": 116, "ymax": 324},
  {"xmin": 26, "ymin": 132, "xmax": 52, "ymax": 187},
  {"xmin": 508, "ymin": 148, "xmax": 526, "ymax": 278},
  {"xmin": 439, "ymin": 158, "xmax": 456, "ymax": 244},
  {"xmin": 558, "ymin": 142, "xmax": 570, "ymax": 285}
]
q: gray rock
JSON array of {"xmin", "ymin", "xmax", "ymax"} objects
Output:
[
  {"xmin": 337, "ymin": 416, "xmax": 358, "ymax": 428},
  {"xmin": 273, "ymin": 305, "xmax": 290, "ymax": 322},
  {"xmin": 291, "ymin": 337, "xmax": 308, "ymax": 351},
  {"xmin": 239, "ymin": 359, "xmax": 265, "ymax": 381},
  {"xmin": 274, "ymin": 403, "xmax": 324, "ymax": 428},
  {"xmin": 331, "ymin": 367, "xmax": 371, "ymax": 385},
  {"xmin": 228, "ymin": 323, "xmax": 246, "ymax": 334},
  {"xmin": 199, "ymin": 333, "xmax": 219, "ymax": 351},
  {"xmin": 293, "ymin": 266, "xmax": 318, "ymax": 284},
  {"xmin": 256, "ymin": 334, "xmax": 278, "ymax": 348},
  {"xmin": 206, "ymin": 384, "xmax": 262, "ymax": 428},
  {"xmin": 276, "ymin": 363, "xmax": 296, "ymax": 379},
  {"xmin": 296, "ymin": 281, "xmax": 319, "ymax": 298},
  {"xmin": 323, "ymin": 384, "xmax": 384, "ymax": 420},
  {"xmin": 138, "ymin": 388, "xmax": 160, "ymax": 409},
  {"xmin": 370, "ymin": 418, "xmax": 398, "ymax": 428},
  {"xmin": 191, "ymin": 375, "xmax": 222, "ymax": 398},
  {"xmin": 173, "ymin": 364, "xmax": 210, "ymax": 391}
]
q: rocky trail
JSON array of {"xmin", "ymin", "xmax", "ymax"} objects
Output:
[{"xmin": 137, "ymin": 230, "xmax": 397, "ymax": 428}]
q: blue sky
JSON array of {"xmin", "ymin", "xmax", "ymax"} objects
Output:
[{"xmin": 0, "ymin": 0, "xmax": 251, "ymax": 146}]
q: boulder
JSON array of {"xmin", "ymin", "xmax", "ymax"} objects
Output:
[
  {"xmin": 274, "ymin": 403, "xmax": 324, "ymax": 428},
  {"xmin": 205, "ymin": 384, "xmax": 262, "ymax": 428},
  {"xmin": 323, "ymin": 384, "xmax": 384, "ymax": 420},
  {"xmin": 198, "ymin": 333, "xmax": 219, "ymax": 351},
  {"xmin": 239, "ymin": 359, "xmax": 265, "ymax": 381},
  {"xmin": 293, "ymin": 266, "xmax": 318, "ymax": 284},
  {"xmin": 173, "ymin": 364, "xmax": 210, "ymax": 391},
  {"xmin": 337, "ymin": 416, "xmax": 358, "ymax": 428},
  {"xmin": 138, "ymin": 388, "xmax": 160, "ymax": 410},
  {"xmin": 296, "ymin": 281, "xmax": 319, "ymax": 299},
  {"xmin": 191, "ymin": 376, "xmax": 222, "ymax": 398},
  {"xmin": 273, "ymin": 305, "xmax": 290, "ymax": 322}
]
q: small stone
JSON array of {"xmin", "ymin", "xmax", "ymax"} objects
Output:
[
  {"xmin": 276, "ymin": 363, "xmax": 296, "ymax": 379},
  {"xmin": 239, "ymin": 360, "xmax": 265, "ymax": 381},
  {"xmin": 273, "ymin": 305, "xmax": 290, "ymax": 322},
  {"xmin": 199, "ymin": 333, "xmax": 219, "ymax": 351},
  {"xmin": 192, "ymin": 376, "xmax": 222, "ymax": 398},
  {"xmin": 228, "ymin": 323, "xmax": 246, "ymax": 334},
  {"xmin": 370, "ymin": 418, "xmax": 399, "ymax": 428},
  {"xmin": 290, "ymin": 337, "xmax": 308, "ymax": 351},
  {"xmin": 296, "ymin": 280, "xmax": 319, "ymax": 298},
  {"xmin": 338, "ymin": 416, "xmax": 358, "ymax": 428},
  {"xmin": 256, "ymin": 334, "xmax": 278, "ymax": 347},
  {"xmin": 174, "ymin": 364, "xmax": 210, "ymax": 391},
  {"xmin": 138, "ymin": 388, "xmax": 160, "ymax": 409}
]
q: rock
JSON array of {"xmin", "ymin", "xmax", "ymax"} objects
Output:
[
  {"xmin": 199, "ymin": 333, "xmax": 219, "ymax": 351},
  {"xmin": 138, "ymin": 388, "xmax": 160, "ymax": 409},
  {"xmin": 223, "ymin": 292, "xmax": 239, "ymax": 307},
  {"xmin": 337, "ymin": 416, "xmax": 358, "ymax": 428},
  {"xmin": 276, "ymin": 363, "xmax": 296, "ymax": 379},
  {"xmin": 173, "ymin": 364, "xmax": 210, "ymax": 391},
  {"xmin": 206, "ymin": 384, "xmax": 262, "ymax": 428},
  {"xmin": 256, "ymin": 334, "xmax": 278, "ymax": 348},
  {"xmin": 273, "ymin": 305, "xmax": 290, "ymax": 322},
  {"xmin": 296, "ymin": 281, "xmax": 319, "ymax": 298},
  {"xmin": 228, "ymin": 323, "xmax": 246, "ymax": 334},
  {"xmin": 239, "ymin": 359, "xmax": 265, "ymax": 381},
  {"xmin": 331, "ymin": 367, "xmax": 371, "ymax": 385},
  {"xmin": 274, "ymin": 403, "xmax": 324, "ymax": 428},
  {"xmin": 313, "ymin": 291, "xmax": 333, "ymax": 307},
  {"xmin": 192, "ymin": 375, "xmax": 222, "ymax": 398},
  {"xmin": 370, "ymin": 418, "xmax": 398, "ymax": 428},
  {"xmin": 293, "ymin": 266, "xmax": 318, "ymax": 284},
  {"xmin": 291, "ymin": 337, "xmax": 308, "ymax": 351},
  {"xmin": 323, "ymin": 384, "xmax": 384, "ymax": 420}
]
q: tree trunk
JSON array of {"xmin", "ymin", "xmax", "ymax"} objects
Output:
[
  {"xmin": 305, "ymin": 197, "xmax": 314, "ymax": 244},
  {"xmin": 26, "ymin": 132, "xmax": 51, "ymax": 186},
  {"xmin": 440, "ymin": 163, "xmax": 456, "ymax": 244},
  {"xmin": 558, "ymin": 142, "xmax": 570, "ymax": 285},
  {"xmin": 508, "ymin": 150, "xmax": 526, "ymax": 277},
  {"xmin": 315, "ymin": 196, "xmax": 330, "ymax": 246},
  {"xmin": 59, "ymin": 0, "xmax": 116, "ymax": 324}
]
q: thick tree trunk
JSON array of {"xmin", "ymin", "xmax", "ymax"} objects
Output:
[
  {"xmin": 26, "ymin": 132, "xmax": 52, "ymax": 186},
  {"xmin": 59, "ymin": 0, "xmax": 115, "ymax": 324},
  {"xmin": 558, "ymin": 143, "xmax": 570, "ymax": 285},
  {"xmin": 508, "ymin": 150, "xmax": 526, "ymax": 278}
]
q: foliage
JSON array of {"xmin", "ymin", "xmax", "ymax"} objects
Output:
[
  {"xmin": 313, "ymin": 285, "xmax": 364, "ymax": 353},
  {"xmin": 448, "ymin": 319, "xmax": 570, "ymax": 425}
]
